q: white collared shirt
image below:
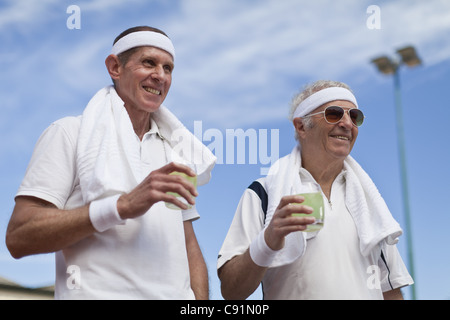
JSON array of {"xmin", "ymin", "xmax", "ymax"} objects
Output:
[
  {"xmin": 218, "ymin": 169, "xmax": 413, "ymax": 299},
  {"xmin": 17, "ymin": 115, "xmax": 198, "ymax": 299}
]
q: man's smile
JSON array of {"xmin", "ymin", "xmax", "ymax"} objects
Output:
[
  {"xmin": 330, "ymin": 134, "xmax": 351, "ymax": 141},
  {"xmin": 143, "ymin": 86, "xmax": 161, "ymax": 95}
]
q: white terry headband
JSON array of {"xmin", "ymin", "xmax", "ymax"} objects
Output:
[
  {"xmin": 293, "ymin": 87, "xmax": 358, "ymax": 119},
  {"xmin": 111, "ymin": 31, "xmax": 176, "ymax": 60}
]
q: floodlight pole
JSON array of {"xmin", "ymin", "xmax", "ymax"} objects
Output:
[
  {"xmin": 371, "ymin": 47, "xmax": 420, "ymax": 300},
  {"xmin": 392, "ymin": 66, "xmax": 416, "ymax": 300}
]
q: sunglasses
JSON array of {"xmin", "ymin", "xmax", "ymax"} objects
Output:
[{"xmin": 304, "ymin": 106, "xmax": 365, "ymax": 127}]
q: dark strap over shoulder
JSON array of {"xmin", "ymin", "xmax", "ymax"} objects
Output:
[
  {"xmin": 380, "ymin": 250, "xmax": 394, "ymax": 290},
  {"xmin": 248, "ymin": 181, "xmax": 268, "ymax": 220}
]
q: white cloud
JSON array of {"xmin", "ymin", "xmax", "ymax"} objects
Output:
[
  {"xmin": 381, "ymin": 0, "xmax": 450, "ymax": 65},
  {"xmin": 2, "ymin": 0, "xmax": 450, "ymax": 129},
  {"xmin": 0, "ymin": 0, "xmax": 59, "ymax": 29},
  {"xmin": 76, "ymin": 0, "xmax": 144, "ymax": 12},
  {"xmin": 160, "ymin": 0, "xmax": 450, "ymax": 127}
]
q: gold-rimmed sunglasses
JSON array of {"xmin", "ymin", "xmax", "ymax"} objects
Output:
[{"xmin": 303, "ymin": 106, "xmax": 365, "ymax": 127}]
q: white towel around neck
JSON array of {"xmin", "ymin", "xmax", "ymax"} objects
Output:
[
  {"xmin": 264, "ymin": 145, "xmax": 402, "ymax": 267},
  {"xmin": 76, "ymin": 85, "xmax": 216, "ymax": 203}
]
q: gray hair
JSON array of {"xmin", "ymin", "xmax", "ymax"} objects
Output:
[{"xmin": 289, "ymin": 80, "xmax": 352, "ymax": 140}]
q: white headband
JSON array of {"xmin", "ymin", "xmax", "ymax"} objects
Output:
[
  {"xmin": 293, "ymin": 87, "xmax": 358, "ymax": 119},
  {"xmin": 111, "ymin": 31, "xmax": 176, "ymax": 60}
]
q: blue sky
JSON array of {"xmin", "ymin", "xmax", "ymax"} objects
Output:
[{"xmin": 1, "ymin": 0, "xmax": 449, "ymax": 300}]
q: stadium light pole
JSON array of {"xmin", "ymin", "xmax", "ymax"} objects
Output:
[{"xmin": 371, "ymin": 46, "xmax": 421, "ymax": 300}]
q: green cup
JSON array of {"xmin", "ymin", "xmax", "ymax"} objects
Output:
[
  {"xmin": 165, "ymin": 171, "xmax": 197, "ymax": 210},
  {"xmin": 292, "ymin": 183, "xmax": 325, "ymax": 232}
]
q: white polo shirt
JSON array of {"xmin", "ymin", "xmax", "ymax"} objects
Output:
[
  {"xmin": 17, "ymin": 116, "xmax": 199, "ymax": 299},
  {"xmin": 218, "ymin": 170, "xmax": 413, "ymax": 300}
]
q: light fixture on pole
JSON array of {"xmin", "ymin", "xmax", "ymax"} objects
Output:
[{"xmin": 371, "ymin": 45, "xmax": 421, "ymax": 300}]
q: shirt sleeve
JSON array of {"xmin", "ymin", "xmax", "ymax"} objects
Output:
[
  {"xmin": 217, "ymin": 179, "xmax": 266, "ymax": 270},
  {"xmin": 16, "ymin": 117, "xmax": 80, "ymax": 209},
  {"xmin": 182, "ymin": 205, "xmax": 200, "ymax": 222},
  {"xmin": 378, "ymin": 243, "xmax": 414, "ymax": 292}
]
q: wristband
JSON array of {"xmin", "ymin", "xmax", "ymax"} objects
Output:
[
  {"xmin": 249, "ymin": 229, "xmax": 277, "ymax": 267},
  {"xmin": 89, "ymin": 194, "xmax": 125, "ymax": 232}
]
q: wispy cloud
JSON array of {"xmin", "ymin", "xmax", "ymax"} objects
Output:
[
  {"xmin": 2, "ymin": 0, "xmax": 449, "ymax": 129},
  {"xmin": 0, "ymin": 0, "xmax": 59, "ymax": 30},
  {"xmin": 163, "ymin": 0, "xmax": 450, "ymax": 126}
]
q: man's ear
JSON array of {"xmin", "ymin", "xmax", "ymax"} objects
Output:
[
  {"xmin": 293, "ymin": 117, "xmax": 307, "ymax": 139},
  {"xmin": 105, "ymin": 54, "xmax": 121, "ymax": 82}
]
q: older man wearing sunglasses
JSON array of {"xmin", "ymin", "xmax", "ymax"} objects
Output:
[{"xmin": 217, "ymin": 80, "xmax": 413, "ymax": 300}]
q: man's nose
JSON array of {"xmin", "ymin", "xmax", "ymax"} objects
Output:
[
  {"xmin": 339, "ymin": 111, "xmax": 354, "ymax": 128},
  {"xmin": 151, "ymin": 66, "xmax": 165, "ymax": 82}
]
